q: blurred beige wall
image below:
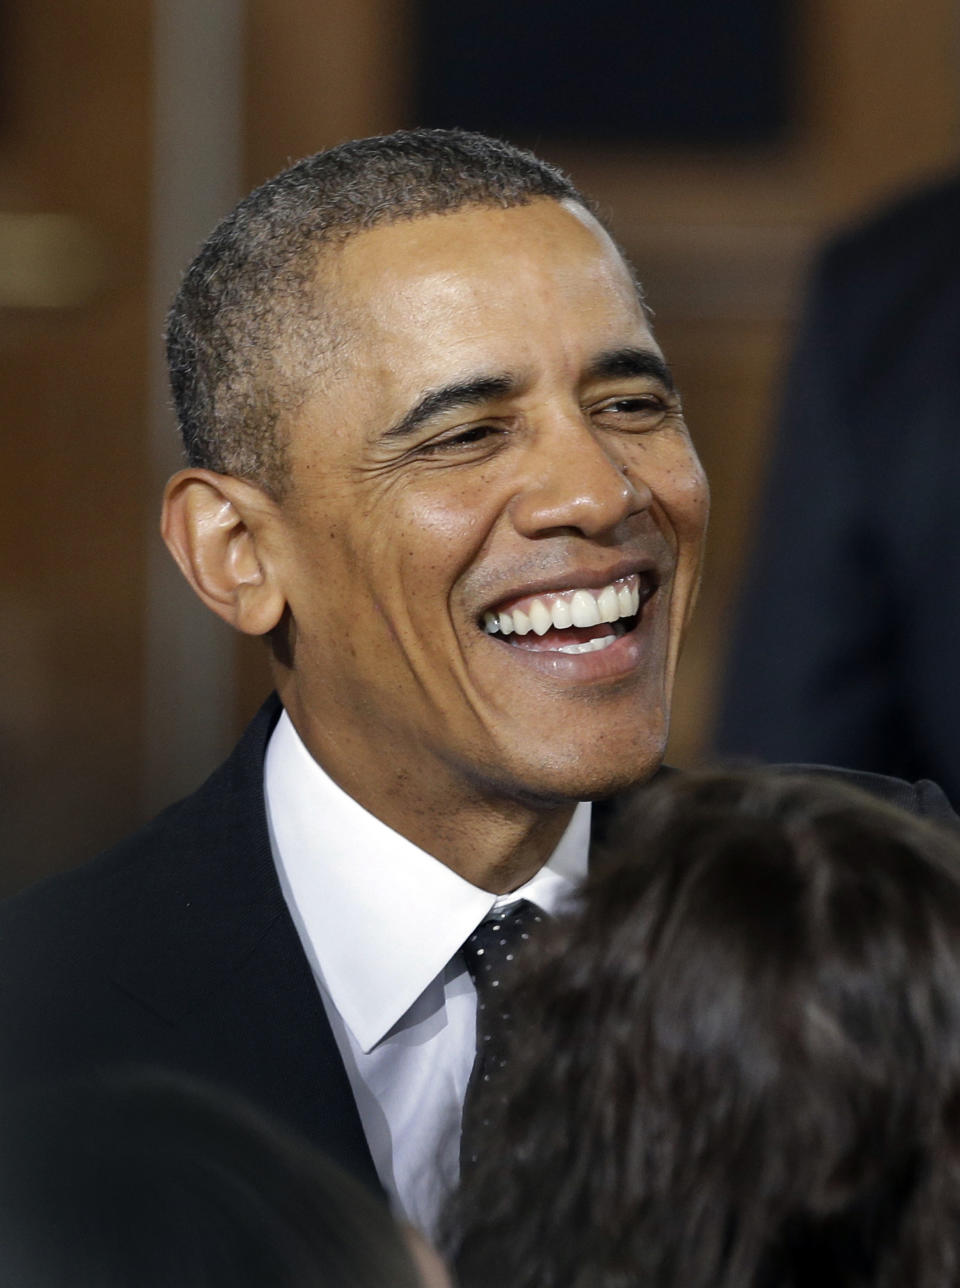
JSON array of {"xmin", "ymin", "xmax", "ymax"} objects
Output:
[{"xmin": 2, "ymin": 0, "xmax": 958, "ymax": 893}]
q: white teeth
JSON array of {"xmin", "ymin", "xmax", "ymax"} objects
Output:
[
  {"xmin": 570, "ymin": 589, "xmax": 602, "ymax": 628},
  {"xmin": 551, "ymin": 598, "xmax": 573, "ymax": 629},
  {"xmin": 528, "ymin": 599, "xmax": 552, "ymax": 636},
  {"xmin": 483, "ymin": 575, "xmax": 646, "ymax": 638},
  {"xmin": 557, "ymin": 635, "xmax": 617, "ymax": 655},
  {"xmin": 597, "ymin": 584, "xmax": 620, "ymax": 623},
  {"xmin": 512, "ymin": 607, "xmax": 531, "ymax": 636}
]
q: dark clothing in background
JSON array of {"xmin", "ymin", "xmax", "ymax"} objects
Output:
[
  {"xmin": 0, "ymin": 697, "xmax": 955, "ymax": 1193},
  {"xmin": 716, "ymin": 173, "xmax": 960, "ymax": 803}
]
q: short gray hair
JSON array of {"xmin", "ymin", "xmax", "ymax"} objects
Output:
[{"xmin": 165, "ymin": 128, "xmax": 587, "ymax": 496}]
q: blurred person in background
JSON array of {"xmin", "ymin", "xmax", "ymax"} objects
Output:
[
  {"xmin": 449, "ymin": 770, "xmax": 960, "ymax": 1288},
  {"xmin": 0, "ymin": 1070, "xmax": 450, "ymax": 1288},
  {"xmin": 716, "ymin": 173, "xmax": 960, "ymax": 803}
]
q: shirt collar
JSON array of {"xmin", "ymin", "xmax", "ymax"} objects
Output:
[{"xmin": 264, "ymin": 711, "xmax": 590, "ymax": 1053}]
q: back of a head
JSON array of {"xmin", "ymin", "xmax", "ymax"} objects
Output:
[
  {"xmin": 450, "ymin": 771, "xmax": 960, "ymax": 1288},
  {"xmin": 0, "ymin": 1071, "xmax": 426, "ymax": 1288}
]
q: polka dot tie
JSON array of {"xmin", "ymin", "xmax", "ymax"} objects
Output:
[{"xmin": 459, "ymin": 899, "xmax": 546, "ymax": 1174}]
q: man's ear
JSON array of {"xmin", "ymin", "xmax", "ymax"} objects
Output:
[{"xmin": 161, "ymin": 469, "xmax": 287, "ymax": 636}]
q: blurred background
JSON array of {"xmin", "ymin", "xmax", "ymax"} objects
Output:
[{"xmin": 1, "ymin": 0, "xmax": 958, "ymax": 895}]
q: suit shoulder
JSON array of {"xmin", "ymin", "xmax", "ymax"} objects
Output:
[
  {"xmin": 0, "ymin": 697, "xmax": 285, "ymax": 1092},
  {"xmin": 0, "ymin": 790, "xmax": 202, "ymax": 977},
  {"xmin": 760, "ymin": 763, "xmax": 957, "ymax": 826},
  {"xmin": 0, "ymin": 694, "xmax": 282, "ymax": 975},
  {"xmin": 605, "ymin": 763, "xmax": 956, "ymax": 828}
]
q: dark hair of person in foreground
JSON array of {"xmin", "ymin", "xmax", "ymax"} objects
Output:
[
  {"xmin": 0, "ymin": 1070, "xmax": 432, "ymax": 1288},
  {"xmin": 448, "ymin": 770, "xmax": 960, "ymax": 1288}
]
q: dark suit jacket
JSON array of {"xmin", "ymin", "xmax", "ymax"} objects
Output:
[
  {"xmin": 717, "ymin": 172, "xmax": 960, "ymax": 800},
  {"xmin": 0, "ymin": 695, "xmax": 378, "ymax": 1190},
  {"xmin": 1, "ymin": 694, "xmax": 956, "ymax": 1191}
]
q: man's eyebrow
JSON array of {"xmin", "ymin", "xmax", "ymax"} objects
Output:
[
  {"xmin": 586, "ymin": 347, "xmax": 676, "ymax": 393},
  {"xmin": 382, "ymin": 373, "xmax": 520, "ymax": 441}
]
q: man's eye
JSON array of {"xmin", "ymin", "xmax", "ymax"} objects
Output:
[
  {"xmin": 421, "ymin": 424, "xmax": 502, "ymax": 452},
  {"xmin": 591, "ymin": 394, "xmax": 673, "ymax": 427},
  {"xmin": 604, "ymin": 396, "xmax": 665, "ymax": 414}
]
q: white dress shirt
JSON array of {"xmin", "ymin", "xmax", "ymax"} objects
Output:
[{"xmin": 264, "ymin": 710, "xmax": 590, "ymax": 1236}]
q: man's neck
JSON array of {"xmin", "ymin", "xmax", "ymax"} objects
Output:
[
  {"xmin": 405, "ymin": 798, "xmax": 578, "ymax": 894},
  {"xmin": 279, "ymin": 694, "xmax": 578, "ymax": 893},
  {"xmin": 333, "ymin": 770, "xmax": 577, "ymax": 893}
]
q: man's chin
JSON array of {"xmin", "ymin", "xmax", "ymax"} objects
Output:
[{"xmin": 474, "ymin": 732, "xmax": 670, "ymax": 810}]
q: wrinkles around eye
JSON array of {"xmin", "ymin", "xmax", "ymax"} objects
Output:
[{"xmin": 417, "ymin": 423, "xmax": 508, "ymax": 454}]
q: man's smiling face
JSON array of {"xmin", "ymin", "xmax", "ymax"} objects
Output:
[{"xmin": 269, "ymin": 198, "xmax": 709, "ymax": 824}]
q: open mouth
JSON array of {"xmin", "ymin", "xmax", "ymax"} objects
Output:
[{"xmin": 480, "ymin": 573, "xmax": 655, "ymax": 655}]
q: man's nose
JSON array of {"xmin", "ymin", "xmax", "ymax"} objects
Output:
[{"xmin": 509, "ymin": 418, "xmax": 653, "ymax": 540}]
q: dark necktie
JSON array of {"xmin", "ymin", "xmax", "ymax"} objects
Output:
[{"xmin": 459, "ymin": 899, "xmax": 545, "ymax": 1173}]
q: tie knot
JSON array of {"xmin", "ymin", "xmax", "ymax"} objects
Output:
[{"xmin": 461, "ymin": 899, "xmax": 544, "ymax": 996}]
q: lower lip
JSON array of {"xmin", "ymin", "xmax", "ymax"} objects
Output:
[{"xmin": 481, "ymin": 617, "xmax": 648, "ymax": 682}]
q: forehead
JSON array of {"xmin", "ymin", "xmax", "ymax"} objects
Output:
[
  {"xmin": 314, "ymin": 199, "xmax": 657, "ymax": 401},
  {"xmin": 332, "ymin": 197, "xmax": 635, "ymax": 293}
]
